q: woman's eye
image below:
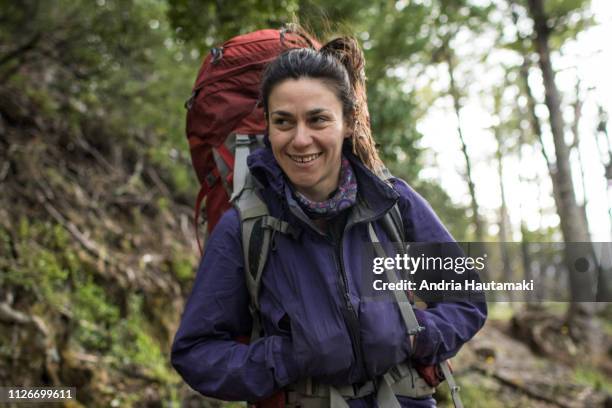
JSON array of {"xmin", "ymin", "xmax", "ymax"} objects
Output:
[
  {"xmin": 274, "ymin": 118, "xmax": 289, "ymax": 126},
  {"xmin": 311, "ymin": 116, "xmax": 327, "ymax": 124}
]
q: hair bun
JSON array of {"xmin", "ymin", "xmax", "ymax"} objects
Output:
[{"xmin": 320, "ymin": 37, "xmax": 366, "ymax": 86}]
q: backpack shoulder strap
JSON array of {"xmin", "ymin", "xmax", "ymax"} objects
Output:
[
  {"xmin": 233, "ymin": 173, "xmax": 297, "ymax": 341},
  {"xmin": 376, "ymin": 167, "xmax": 408, "ymax": 245},
  {"xmin": 234, "ymin": 176, "xmax": 269, "ymax": 341},
  {"xmin": 367, "ymin": 223, "xmax": 423, "ymax": 335}
]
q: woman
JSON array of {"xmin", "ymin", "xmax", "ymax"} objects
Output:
[{"xmin": 171, "ymin": 36, "xmax": 487, "ymax": 407}]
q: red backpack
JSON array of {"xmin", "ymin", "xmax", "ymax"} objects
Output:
[{"xmin": 185, "ymin": 27, "xmax": 318, "ymax": 252}]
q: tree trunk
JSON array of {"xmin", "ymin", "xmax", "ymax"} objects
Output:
[
  {"xmin": 527, "ymin": 0, "xmax": 590, "ymax": 243},
  {"xmin": 526, "ymin": 0, "xmax": 599, "ymax": 350},
  {"xmin": 445, "ymin": 49, "xmax": 485, "ymax": 242},
  {"xmin": 519, "ymin": 58, "xmax": 566, "ymax": 229}
]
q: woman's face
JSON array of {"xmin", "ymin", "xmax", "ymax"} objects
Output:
[{"xmin": 267, "ymin": 77, "xmax": 349, "ymax": 202}]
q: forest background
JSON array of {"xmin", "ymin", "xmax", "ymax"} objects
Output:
[{"xmin": 0, "ymin": 0, "xmax": 611, "ymax": 406}]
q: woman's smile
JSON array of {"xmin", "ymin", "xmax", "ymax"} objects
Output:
[{"xmin": 286, "ymin": 152, "xmax": 323, "ymax": 164}]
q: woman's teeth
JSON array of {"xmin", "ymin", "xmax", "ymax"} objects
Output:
[{"xmin": 288, "ymin": 153, "xmax": 322, "ymax": 163}]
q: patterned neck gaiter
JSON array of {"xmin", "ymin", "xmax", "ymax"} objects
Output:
[{"xmin": 292, "ymin": 156, "xmax": 358, "ymax": 219}]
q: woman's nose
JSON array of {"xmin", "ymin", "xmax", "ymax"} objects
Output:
[{"xmin": 292, "ymin": 122, "xmax": 313, "ymax": 148}]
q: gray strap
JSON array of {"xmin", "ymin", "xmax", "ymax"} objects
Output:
[
  {"xmin": 240, "ymin": 215, "xmax": 270, "ymax": 340},
  {"xmin": 441, "ymin": 362, "xmax": 463, "ymax": 408},
  {"xmin": 376, "ymin": 374, "xmax": 402, "ymax": 408},
  {"xmin": 234, "ymin": 179, "xmax": 267, "ymax": 217},
  {"xmin": 234, "ymin": 178, "xmax": 297, "ymax": 341},
  {"xmin": 231, "ymin": 134, "xmax": 253, "ymax": 201},
  {"xmin": 329, "ymin": 387, "xmax": 349, "ymax": 408},
  {"xmin": 367, "ymin": 223, "xmax": 424, "ymax": 335},
  {"xmin": 234, "ymin": 181, "xmax": 270, "ymax": 340}
]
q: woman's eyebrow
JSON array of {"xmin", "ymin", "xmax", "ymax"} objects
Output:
[
  {"xmin": 270, "ymin": 110, "xmax": 293, "ymax": 116},
  {"xmin": 306, "ymin": 108, "xmax": 330, "ymax": 115},
  {"xmin": 270, "ymin": 108, "xmax": 330, "ymax": 116}
]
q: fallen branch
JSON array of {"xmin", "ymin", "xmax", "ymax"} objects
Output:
[
  {"xmin": 0, "ymin": 301, "xmax": 31, "ymax": 325},
  {"xmin": 39, "ymin": 192, "xmax": 110, "ymax": 265},
  {"xmin": 146, "ymin": 166, "xmax": 171, "ymax": 197},
  {"xmin": 74, "ymin": 135, "xmax": 117, "ymax": 175}
]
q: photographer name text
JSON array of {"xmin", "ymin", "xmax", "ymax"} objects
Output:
[{"xmin": 373, "ymin": 279, "xmax": 534, "ymax": 292}]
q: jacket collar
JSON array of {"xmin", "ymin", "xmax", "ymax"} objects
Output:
[{"xmin": 247, "ymin": 142, "xmax": 399, "ymax": 230}]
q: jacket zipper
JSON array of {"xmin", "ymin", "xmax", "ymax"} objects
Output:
[{"xmin": 331, "ymin": 230, "xmax": 368, "ymax": 381}]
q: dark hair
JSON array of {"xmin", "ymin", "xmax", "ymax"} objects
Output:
[{"xmin": 261, "ymin": 35, "xmax": 383, "ymax": 172}]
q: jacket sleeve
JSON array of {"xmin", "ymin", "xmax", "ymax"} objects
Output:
[
  {"xmin": 390, "ymin": 179, "xmax": 488, "ymax": 366},
  {"xmin": 171, "ymin": 208, "xmax": 301, "ymax": 401}
]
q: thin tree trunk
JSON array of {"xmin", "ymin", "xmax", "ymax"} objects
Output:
[
  {"xmin": 492, "ymin": 87, "xmax": 514, "ymax": 297},
  {"xmin": 515, "ymin": 99, "xmax": 536, "ymax": 301},
  {"xmin": 571, "ymin": 80, "xmax": 588, "ymax": 206},
  {"xmin": 595, "ymin": 106, "xmax": 612, "ymax": 212},
  {"xmin": 570, "ymin": 79, "xmax": 592, "ymax": 239},
  {"xmin": 595, "ymin": 106, "xmax": 612, "ymax": 241},
  {"xmin": 495, "ymin": 125, "xmax": 515, "ymax": 300},
  {"xmin": 445, "ymin": 49, "xmax": 485, "ymax": 242},
  {"xmin": 519, "ymin": 59, "xmax": 565, "ymax": 218}
]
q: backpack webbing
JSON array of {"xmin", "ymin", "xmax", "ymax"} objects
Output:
[{"xmin": 368, "ymin": 219, "xmax": 463, "ymax": 408}]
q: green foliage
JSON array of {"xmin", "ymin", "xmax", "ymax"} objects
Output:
[
  {"xmin": 166, "ymin": 0, "xmax": 383, "ymax": 50},
  {"xmin": 1, "ymin": 0, "xmax": 199, "ymax": 198},
  {"xmin": 167, "ymin": 0, "xmax": 294, "ymax": 48},
  {"xmin": 369, "ymin": 79, "xmax": 423, "ymax": 179},
  {"xmin": 72, "ymin": 279, "xmax": 120, "ymax": 351},
  {"xmin": 437, "ymin": 379, "xmax": 506, "ymax": 408},
  {"xmin": 110, "ymin": 294, "xmax": 179, "ymax": 384},
  {"xmin": 543, "ymin": 0, "xmax": 594, "ymax": 48},
  {"xmin": 170, "ymin": 247, "xmax": 195, "ymax": 283},
  {"xmin": 413, "ymin": 180, "xmax": 473, "ymax": 242},
  {"xmin": 3, "ymin": 218, "xmax": 73, "ymax": 307},
  {"xmin": 504, "ymin": 0, "xmax": 594, "ymax": 59},
  {"xmin": 574, "ymin": 365, "xmax": 612, "ymax": 394}
]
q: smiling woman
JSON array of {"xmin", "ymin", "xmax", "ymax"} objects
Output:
[{"xmin": 171, "ymin": 32, "xmax": 487, "ymax": 408}]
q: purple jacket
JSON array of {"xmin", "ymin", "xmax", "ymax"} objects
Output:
[{"xmin": 171, "ymin": 146, "xmax": 487, "ymax": 407}]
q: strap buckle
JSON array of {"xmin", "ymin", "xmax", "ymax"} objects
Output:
[{"xmin": 235, "ymin": 134, "xmax": 257, "ymax": 146}]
